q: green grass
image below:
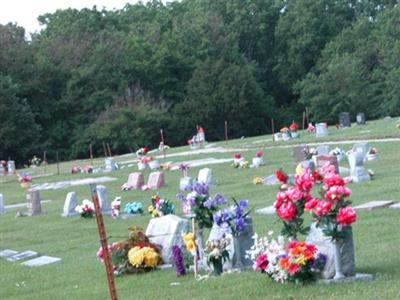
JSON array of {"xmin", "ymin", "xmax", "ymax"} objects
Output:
[{"xmin": 1, "ymin": 118, "xmax": 400, "ymax": 299}]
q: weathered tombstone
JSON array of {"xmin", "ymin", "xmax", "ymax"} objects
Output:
[
  {"xmin": 316, "ymin": 155, "xmax": 339, "ymax": 174},
  {"xmin": 27, "ymin": 189, "xmax": 42, "ymax": 216},
  {"xmin": 356, "ymin": 113, "xmax": 366, "ymax": 125},
  {"xmin": 339, "ymin": 112, "xmax": 351, "ymax": 127},
  {"xmin": 96, "ymin": 185, "xmax": 111, "ymax": 213},
  {"xmin": 316, "ymin": 123, "xmax": 329, "ymax": 138},
  {"xmin": 61, "ymin": 192, "xmax": 78, "ymax": 217},
  {"xmin": 179, "ymin": 177, "xmax": 193, "ymax": 191},
  {"xmin": 352, "ymin": 142, "xmax": 371, "ymax": 159},
  {"xmin": 306, "ymin": 223, "xmax": 355, "ymax": 279},
  {"xmin": 316, "ymin": 145, "xmax": 331, "ymax": 155},
  {"xmin": 123, "ymin": 172, "xmax": 144, "ymax": 190},
  {"xmin": 21, "ymin": 255, "xmax": 61, "ymax": 267},
  {"xmin": 348, "ymin": 151, "xmax": 370, "ymax": 182},
  {"xmin": 197, "ymin": 168, "xmax": 213, "ymax": 185},
  {"xmin": 147, "ymin": 172, "xmax": 165, "ymax": 190},
  {"xmin": 231, "ymin": 218, "xmax": 254, "ymax": 268},
  {"xmin": 145, "ymin": 214, "xmax": 189, "ymax": 264},
  {"xmin": 7, "ymin": 161, "xmax": 16, "ymax": 174},
  {"xmin": 292, "ymin": 145, "xmax": 310, "ymax": 163},
  {"xmin": 0, "ymin": 193, "xmax": 5, "ymax": 214},
  {"xmin": 104, "ymin": 158, "xmax": 117, "ymax": 172}
]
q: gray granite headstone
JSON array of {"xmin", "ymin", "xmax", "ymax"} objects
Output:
[
  {"xmin": 306, "ymin": 223, "xmax": 355, "ymax": 279},
  {"xmin": 27, "ymin": 189, "xmax": 42, "ymax": 216},
  {"xmin": 96, "ymin": 185, "xmax": 111, "ymax": 213},
  {"xmin": 21, "ymin": 255, "xmax": 61, "ymax": 267},
  {"xmin": 62, "ymin": 192, "xmax": 78, "ymax": 217},
  {"xmin": 179, "ymin": 177, "xmax": 193, "ymax": 191},
  {"xmin": 292, "ymin": 145, "xmax": 310, "ymax": 163},
  {"xmin": 348, "ymin": 151, "xmax": 370, "ymax": 182},
  {"xmin": 145, "ymin": 214, "xmax": 189, "ymax": 264},
  {"xmin": 316, "ymin": 145, "xmax": 331, "ymax": 155},
  {"xmin": 339, "ymin": 112, "xmax": 351, "ymax": 127},
  {"xmin": 352, "ymin": 143, "xmax": 371, "ymax": 159},
  {"xmin": 0, "ymin": 193, "xmax": 5, "ymax": 214},
  {"xmin": 104, "ymin": 158, "xmax": 117, "ymax": 172},
  {"xmin": 316, "ymin": 155, "xmax": 339, "ymax": 174},
  {"xmin": 147, "ymin": 171, "xmax": 165, "ymax": 190},
  {"xmin": 356, "ymin": 113, "xmax": 366, "ymax": 125},
  {"xmin": 316, "ymin": 123, "xmax": 329, "ymax": 138},
  {"xmin": 300, "ymin": 160, "xmax": 316, "ymax": 172},
  {"xmin": 231, "ymin": 218, "xmax": 254, "ymax": 268},
  {"xmin": 7, "ymin": 250, "xmax": 38, "ymax": 262}
]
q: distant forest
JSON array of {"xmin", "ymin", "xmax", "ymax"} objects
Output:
[{"xmin": 1, "ymin": 0, "xmax": 400, "ymax": 163}]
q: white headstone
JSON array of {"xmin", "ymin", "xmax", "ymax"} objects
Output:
[
  {"xmin": 348, "ymin": 151, "xmax": 370, "ymax": 182},
  {"xmin": 96, "ymin": 185, "xmax": 111, "ymax": 213},
  {"xmin": 105, "ymin": 158, "xmax": 117, "ymax": 171},
  {"xmin": 62, "ymin": 192, "xmax": 78, "ymax": 217},
  {"xmin": 316, "ymin": 123, "xmax": 329, "ymax": 138},
  {"xmin": 148, "ymin": 160, "xmax": 161, "ymax": 170},
  {"xmin": 197, "ymin": 168, "xmax": 213, "ymax": 185},
  {"xmin": 21, "ymin": 255, "xmax": 61, "ymax": 267},
  {"xmin": 145, "ymin": 214, "xmax": 189, "ymax": 264},
  {"xmin": 0, "ymin": 193, "xmax": 5, "ymax": 214},
  {"xmin": 179, "ymin": 177, "xmax": 193, "ymax": 191},
  {"xmin": 7, "ymin": 161, "xmax": 16, "ymax": 174},
  {"xmin": 352, "ymin": 143, "xmax": 371, "ymax": 159}
]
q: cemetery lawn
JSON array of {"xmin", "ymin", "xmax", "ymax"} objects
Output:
[{"xmin": 1, "ymin": 118, "xmax": 400, "ymax": 300}]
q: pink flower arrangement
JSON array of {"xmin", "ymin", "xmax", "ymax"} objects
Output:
[
  {"xmin": 84, "ymin": 165, "xmax": 93, "ymax": 173},
  {"xmin": 234, "ymin": 153, "xmax": 242, "ymax": 159},
  {"xmin": 289, "ymin": 122, "xmax": 299, "ymax": 132},
  {"xmin": 256, "ymin": 151, "xmax": 264, "ymax": 158},
  {"xmin": 71, "ymin": 165, "xmax": 82, "ymax": 174},
  {"xmin": 337, "ymin": 207, "xmax": 357, "ymax": 225},
  {"xmin": 255, "ymin": 254, "xmax": 268, "ymax": 271},
  {"xmin": 18, "ymin": 174, "xmax": 32, "ymax": 183}
]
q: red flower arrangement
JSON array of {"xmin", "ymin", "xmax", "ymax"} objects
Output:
[
  {"xmin": 233, "ymin": 153, "xmax": 242, "ymax": 159},
  {"xmin": 289, "ymin": 122, "xmax": 299, "ymax": 132},
  {"xmin": 275, "ymin": 169, "xmax": 288, "ymax": 184},
  {"xmin": 256, "ymin": 151, "xmax": 264, "ymax": 158}
]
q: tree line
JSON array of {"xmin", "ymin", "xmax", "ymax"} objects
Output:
[{"xmin": 1, "ymin": 0, "xmax": 399, "ymax": 164}]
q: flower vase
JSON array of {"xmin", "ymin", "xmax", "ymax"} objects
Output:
[
  {"xmin": 212, "ymin": 259, "xmax": 223, "ymax": 276},
  {"xmin": 232, "ymin": 236, "xmax": 243, "ymax": 269},
  {"xmin": 333, "ymin": 239, "xmax": 345, "ymax": 279}
]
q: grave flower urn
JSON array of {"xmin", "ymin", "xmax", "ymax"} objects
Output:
[{"xmin": 252, "ymin": 157, "xmax": 263, "ymax": 168}]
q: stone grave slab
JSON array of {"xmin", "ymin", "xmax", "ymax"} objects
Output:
[
  {"xmin": 105, "ymin": 158, "xmax": 118, "ymax": 172},
  {"xmin": 5, "ymin": 200, "xmax": 52, "ymax": 210},
  {"xmin": 145, "ymin": 214, "xmax": 189, "ymax": 264},
  {"xmin": 179, "ymin": 177, "xmax": 193, "ymax": 191},
  {"xmin": 0, "ymin": 193, "xmax": 5, "ymax": 214},
  {"xmin": 292, "ymin": 145, "xmax": 309, "ymax": 163},
  {"xmin": 316, "ymin": 155, "xmax": 339, "ymax": 174},
  {"xmin": 197, "ymin": 168, "xmax": 213, "ymax": 185},
  {"xmin": 316, "ymin": 123, "xmax": 329, "ymax": 138},
  {"xmin": 0, "ymin": 249, "xmax": 18, "ymax": 258},
  {"xmin": 147, "ymin": 172, "xmax": 165, "ymax": 190},
  {"xmin": 123, "ymin": 172, "xmax": 144, "ymax": 190},
  {"xmin": 21, "ymin": 255, "xmax": 61, "ymax": 267},
  {"xmin": 306, "ymin": 223, "xmax": 355, "ymax": 279},
  {"xmin": 62, "ymin": 192, "xmax": 78, "ymax": 217},
  {"xmin": 96, "ymin": 185, "xmax": 111, "ymax": 213},
  {"xmin": 26, "ymin": 189, "xmax": 42, "ymax": 216},
  {"xmin": 7, "ymin": 250, "xmax": 38, "ymax": 262},
  {"xmin": 353, "ymin": 200, "xmax": 394, "ymax": 211},
  {"xmin": 389, "ymin": 202, "xmax": 400, "ymax": 209},
  {"xmin": 263, "ymin": 175, "xmax": 279, "ymax": 185},
  {"xmin": 319, "ymin": 273, "xmax": 373, "ymax": 284},
  {"xmin": 255, "ymin": 206, "xmax": 275, "ymax": 215},
  {"xmin": 7, "ymin": 160, "xmax": 16, "ymax": 174},
  {"xmin": 339, "ymin": 112, "xmax": 351, "ymax": 127}
]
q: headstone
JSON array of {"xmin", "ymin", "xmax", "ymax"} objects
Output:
[
  {"xmin": 26, "ymin": 189, "xmax": 42, "ymax": 216},
  {"xmin": 348, "ymin": 151, "xmax": 370, "ymax": 182},
  {"xmin": 61, "ymin": 192, "xmax": 78, "ymax": 217},
  {"xmin": 7, "ymin": 161, "xmax": 16, "ymax": 174},
  {"xmin": 339, "ymin": 112, "xmax": 351, "ymax": 127},
  {"xmin": 96, "ymin": 185, "xmax": 111, "ymax": 213},
  {"xmin": 179, "ymin": 177, "xmax": 193, "ymax": 191},
  {"xmin": 145, "ymin": 214, "xmax": 189, "ymax": 264},
  {"xmin": 316, "ymin": 123, "xmax": 329, "ymax": 138},
  {"xmin": 148, "ymin": 160, "xmax": 161, "ymax": 170},
  {"xmin": 306, "ymin": 223, "xmax": 355, "ymax": 279},
  {"xmin": 104, "ymin": 158, "xmax": 117, "ymax": 172},
  {"xmin": 147, "ymin": 172, "xmax": 165, "ymax": 190},
  {"xmin": 197, "ymin": 168, "xmax": 213, "ymax": 185},
  {"xmin": 316, "ymin": 155, "xmax": 339, "ymax": 174},
  {"xmin": 292, "ymin": 145, "xmax": 309, "ymax": 163},
  {"xmin": 123, "ymin": 172, "xmax": 144, "ymax": 190},
  {"xmin": 353, "ymin": 200, "xmax": 394, "ymax": 211},
  {"xmin": 274, "ymin": 133, "xmax": 282, "ymax": 141},
  {"xmin": 231, "ymin": 218, "xmax": 254, "ymax": 268},
  {"xmin": 352, "ymin": 143, "xmax": 371, "ymax": 158},
  {"xmin": 0, "ymin": 193, "xmax": 5, "ymax": 214},
  {"xmin": 389, "ymin": 202, "xmax": 400, "ymax": 209},
  {"xmin": 300, "ymin": 160, "xmax": 316, "ymax": 172},
  {"xmin": 21, "ymin": 255, "xmax": 61, "ymax": 267},
  {"xmin": 356, "ymin": 113, "xmax": 366, "ymax": 125},
  {"xmin": 255, "ymin": 206, "xmax": 275, "ymax": 215},
  {"xmin": 0, "ymin": 249, "xmax": 18, "ymax": 258},
  {"xmin": 316, "ymin": 145, "xmax": 330, "ymax": 155},
  {"xmin": 7, "ymin": 250, "xmax": 38, "ymax": 262}
]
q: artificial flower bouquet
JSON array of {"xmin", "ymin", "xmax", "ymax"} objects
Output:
[
  {"xmin": 75, "ymin": 199, "xmax": 95, "ymax": 218},
  {"xmin": 366, "ymin": 147, "xmax": 378, "ymax": 161},
  {"xmin": 329, "ymin": 147, "xmax": 346, "ymax": 162},
  {"xmin": 253, "ymin": 176, "xmax": 263, "ymax": 185},
  {"xmin": 213, "ymin": 199, "xmax": 251, "ymax": 236},
  {"xmin": 71, "ymin": 165, "xmax": 82, "ymax": 174},
  {"xmin": 179, "ymin": 163, "xmax": 191, "ymax": 178},
  {"xmin": 96, "ymin": 227, "xmax": 162, "ymax": 275},
  {"xmin": 252, "ymin": 151, "xmax": 264, "ymax": 168},
  {"xmin": 124, "ymin": 202, "xmax": 144, "ymax": 215},
  {"xmin": 232, "ymin": 153, "xmax": 245, "ymax": 168},
  {"xmin": 18, "ymin": 173, "xmax": 32, "ymax": 188},
  {"xmin": 136, "ymin": 146, "xmax": 150, "ymax": 157},
  {"xmin": 176, "ymin": 182, "xmax": 227, "ymax": 229},
  {"xmin": 148, "ymin": 195, "xmax": 174, "ymax": 217},
  {"xmin": 83, "ymin": 165, "xmax": 93, "ymax": 173},
  {"xmin": 29, "ymin": 156, "xmax": 42, "ymax": 167},
  {"xmin": 205, "ymin": 238, "xmax": 231, "ymax": 276},
  {"xmin": 111, "ymin": 197, "xmax": 121, "ymax": 219},
  {"xmin": 246, "ymin": 232, "xmax": 326, "ymax": 284},
  {"xmin": 289, "ymin": 122, "xmax": 299, "ymax": 132}
]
